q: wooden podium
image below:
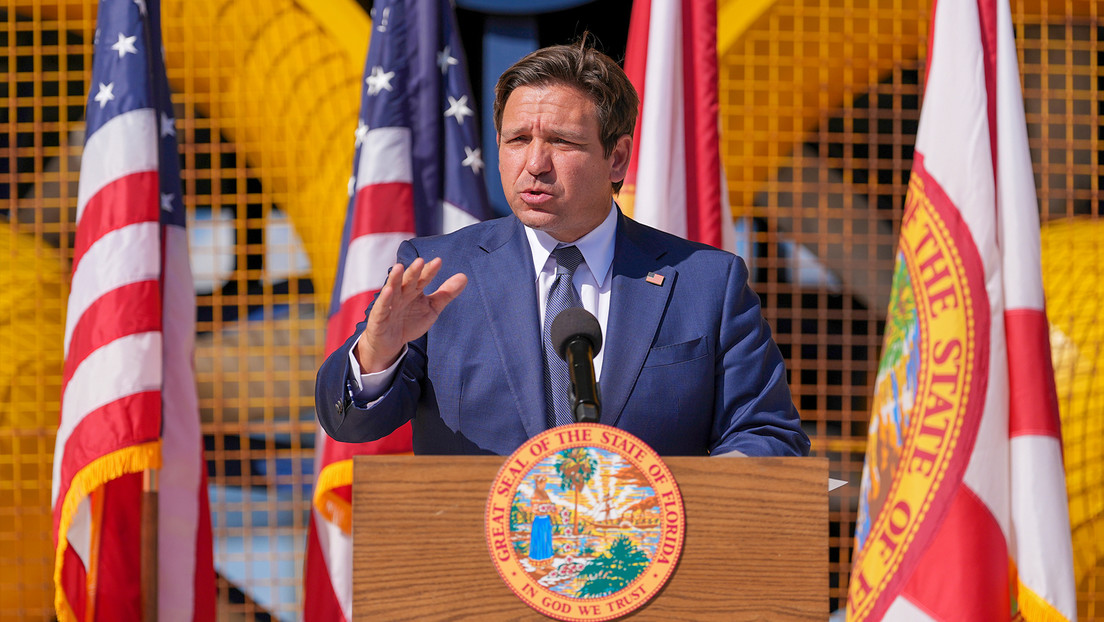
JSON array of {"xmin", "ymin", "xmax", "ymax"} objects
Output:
[{"xmin": 353, "ymin": 456, "xmax": 828, "ymax": 620}]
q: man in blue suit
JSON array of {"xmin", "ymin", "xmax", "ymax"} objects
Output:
[{"xmin": 316, "ymin": 42, "xmax": 809, "ymax": 457}]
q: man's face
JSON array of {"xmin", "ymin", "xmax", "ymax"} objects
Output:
[{"xmin": 498, "ymin": 83, "xmax": 631, "ymax": 243}]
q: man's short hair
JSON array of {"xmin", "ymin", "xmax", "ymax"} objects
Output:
[{"xmin": 493, "ymin": 38, "xmax": 639, "ymax": 193}]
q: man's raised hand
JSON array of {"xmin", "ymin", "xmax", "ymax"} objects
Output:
[{"xmin": 355, "ymin": 257, "xmax": 467, "ymax": 374}]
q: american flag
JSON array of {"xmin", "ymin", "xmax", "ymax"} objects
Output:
[
  {"xmin": 847, "ymin": 0, "xmax": 1076, "ymax": 619},
  {"xmin": 303, "ymin": 0, "xmax": 491, "ymax": 619},
  {"xmin": 51, "ymin": 0, "xmax": 214, "ymax": 619},
  {"xmin": 622, "ymin": 0, "xmax": 736, "ymax": 253}
]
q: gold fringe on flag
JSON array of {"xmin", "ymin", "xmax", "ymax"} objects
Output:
[
  {"xmin": 1016, "ymin": 578, "xmax": 1072, "ymax": 622},
  {"xmin": 312, "ymin": 459, "xmax": 354, "ymax": 534},
  {"xmin": 53, "ymin": 441, "xmax": 162, "ymax": 622}
]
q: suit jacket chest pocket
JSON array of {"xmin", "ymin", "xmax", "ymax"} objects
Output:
[
  {"xmin": 642, "ymin": 335, "xmax": 711, "ymax": 368},
  {"xmin": 622, "ymin": 335, "xmax": 715, "ymax": 452}
]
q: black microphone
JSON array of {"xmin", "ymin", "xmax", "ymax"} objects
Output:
[{"xmin": 550, "ymin": 307, "xmax": 603, "ymax": 423}]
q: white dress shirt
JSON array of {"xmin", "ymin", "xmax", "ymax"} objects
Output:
[
  {"xmin": 524, "ymin": 202, "xmax": 616, "ymax": 379},
  {"xmin": 350, "ymin": 202, "xmax": 618, "ymax": 401}
]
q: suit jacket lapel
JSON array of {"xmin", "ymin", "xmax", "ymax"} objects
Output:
[
  {"xmin": 469, "ymin": 218, "xmax": 547, "ymax": 438},
  {"xmin": 600, "ymin": 214, "xmax": 675, "ymax": 427}
]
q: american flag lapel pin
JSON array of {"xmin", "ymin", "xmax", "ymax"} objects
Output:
[{"xmin": 646, "ymin": 272, "xmax": 665, "ymax": 286}]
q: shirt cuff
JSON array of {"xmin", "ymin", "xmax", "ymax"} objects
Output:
[{"xmin": 346, "ymin": 336, "xmax": 408, "ymax": 404}]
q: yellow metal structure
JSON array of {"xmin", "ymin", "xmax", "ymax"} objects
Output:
[{"xmin": 1042, "ymin": 219, "xmax": 1104, "ymax": 602}]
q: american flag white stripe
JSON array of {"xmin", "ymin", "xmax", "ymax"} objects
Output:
[
  {"xmin": 53, "ymin": 331, "xmax": 163, "ymax": 505},
  {"xmin": 338, "ymin": 233, "xmax": 411, "ymax": 304},
  {"xmin": 76, "ymin": 109, "xmax": 159, "ymax": 219},
  {"xmin": 623, "ymin": 0, "xmax": 735, "ymax": 252},
  {"xmin": 441, "ymin": 200, "xmax": 481, "ymax": 233},
  {"xmin": 62, "ymin": 222, "xmax": 161, "ymax": 354},
  {"xmin": 311, "ymin": 499, "xmax": 355, "ymax": 620},
  {"xmin": 355, "ymin": 127, "xmax": 414, "ymax": 189},
  {"xmin": 339, "ymin": 128, "xmax": 418, "ymax": 305},
  {"xmin": 66, "ymin": 498, "xmax": 93, "ymax": 568}
]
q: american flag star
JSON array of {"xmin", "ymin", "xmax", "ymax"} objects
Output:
[
  {"xmin": 93, "ymin": 82, "xmax": 115, "ymax": 108},
  {"xmin": 111, "ymin": 32, "xmax": 138, "ymax": 58},
  {"xmin": 444, "ymin": 94, "xmax": 473, "ymax": 125},
  {"xmin": 365, "ymin": 65, "xmax": 395, "ymax": 95}
]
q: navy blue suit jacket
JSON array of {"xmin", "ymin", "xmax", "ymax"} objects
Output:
[{"xmin": 316, "ymin": 211, "xmax": 809, "ymax": 457}]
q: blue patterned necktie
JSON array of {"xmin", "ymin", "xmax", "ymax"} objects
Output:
[{"xmin": 544, "ymin": 245, "xmax": 585, "ymax": 428}]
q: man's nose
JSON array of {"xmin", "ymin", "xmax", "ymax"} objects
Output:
[{"xmin": 524, "ymin": 142, "xmax": 552, "ymax": 176}]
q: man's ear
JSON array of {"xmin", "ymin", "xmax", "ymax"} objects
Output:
[{"xmin": 608, "ymin": 135, "xmax": 632, "ymax": 183}]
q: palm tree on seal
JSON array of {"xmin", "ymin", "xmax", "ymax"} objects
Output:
[{"xmin": 554, "ymin": 448, "xmax": 596, "ymax": 537}]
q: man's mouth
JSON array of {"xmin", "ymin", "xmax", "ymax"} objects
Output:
[{"xmin": 520, "ymin": 189, "xmax": 553, "ymax": 204}]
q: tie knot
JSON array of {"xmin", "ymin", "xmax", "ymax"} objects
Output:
[{"xmin": 552, "ymin": 245, "xmax": 584, "ymax": 277}]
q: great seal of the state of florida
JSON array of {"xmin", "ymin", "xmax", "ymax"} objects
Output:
[{"xmin": 485, "ymin": 423, "xmax": 684, "ymax": 621}]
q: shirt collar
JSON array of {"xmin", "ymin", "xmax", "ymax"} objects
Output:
[{"xmin": 524, "ymin": 201, "xmax": 618, "ymax": 287}]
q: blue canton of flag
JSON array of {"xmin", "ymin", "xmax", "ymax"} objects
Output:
[
  {"xmin": 305, "ymin": 1, "xmax": 491, "ymax": 620},
  {"xmin": 84, "ymin": 0, "xmax": 185, "ymax": 226}
]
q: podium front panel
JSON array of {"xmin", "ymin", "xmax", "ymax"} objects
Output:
[{"xmin": 353, "ymin": 456, "xmax": 827, "ymax": 620}]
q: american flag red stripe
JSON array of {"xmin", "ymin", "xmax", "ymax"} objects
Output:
[
  {"xmin": 63, "ymin": 221, "xmax": 162, "ymax": 354},
  {"xmin": 72, "ymin": 171, "xmax": 160, "ymax": 270},
  {"xmin": 307, "ymin": 125, "xmax": 422, "ymax": 622},
  {"xmin": 52, "ymin": 1, "xmax": 213, "ymax": 619},
  {"xmin": 323, "ymin": 291, "xmax": 377, "ymax": 355},
  {"xmin": 54, "ymin": 392, "xmax": 162, "ymax": 499},
  {"xmin": 62, "ymin": 281, "xmax": 162, "ymax": 388},
  {"xmin": 351, "ymin": 184, "xmax": 417, "ymax": 237},
  {"xmin": 304, "ymin": 1, "xmax": 491, "ymax": 619}
]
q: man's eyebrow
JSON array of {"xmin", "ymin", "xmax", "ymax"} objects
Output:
[
  {"xmin": 549, "ymin": 128, "xmax": 589, "ymax": 142},
  {"xmin": 500, "ymin": 126, "xmax": 589, "ymax": 142}
]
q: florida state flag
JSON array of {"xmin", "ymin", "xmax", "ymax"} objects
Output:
[{"xmin": 847, "ymin": 0, "xmax": 1076, "ymax": 620}]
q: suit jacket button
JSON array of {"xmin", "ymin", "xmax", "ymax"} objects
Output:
[{"xmin": 335, "ymin": 399, "xmax": 344, "ymax": 411}]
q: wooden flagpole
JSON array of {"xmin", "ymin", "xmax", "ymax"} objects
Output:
[{"xmin": 141, "ymin": 468, "xmax": 158, "ymax": 621}]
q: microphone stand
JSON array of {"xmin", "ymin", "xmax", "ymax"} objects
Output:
[{"xmin": 564, "ymin": 339, "xmax": 600, "ymax": 423}]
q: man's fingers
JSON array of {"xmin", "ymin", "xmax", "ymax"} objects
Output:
[
  {"xmin": 397, "ymin": 257, "xmax": 430, "ymax": 304},
  {"xmin": 371, "ymin": 263, "xmax": 404, "ymax": 321},
  {"xmin": 416, "ymin": 257, "xmax": 444, "ymax": 291},
  {"xmin": 426, "ymin": 272, "xmax": 468, "ymax": 310},
  {"xmin": 378, "ymin": 257, "xmax": 466, "ymax": 319}
]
